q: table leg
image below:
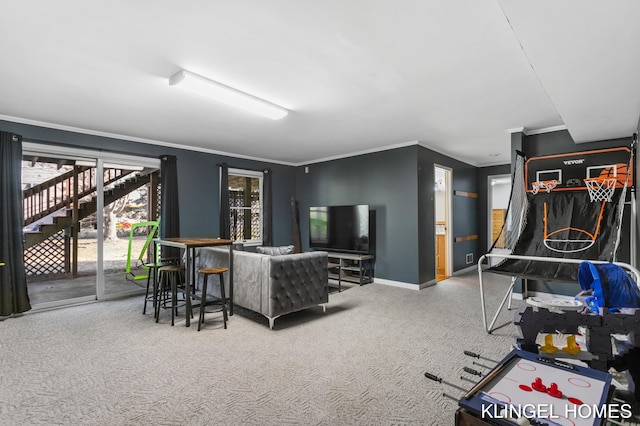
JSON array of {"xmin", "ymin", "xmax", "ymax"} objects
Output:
[
  {"xmin": 185, "ymin": 247, "xmax": 191, "ymax": 327},
  {"xmin": 191, "ymin": 247, "xmax": 197, "ymax": 317},
  {"xmin": 229, "ymin": 244, "xmax": 234, "ymax": 316}
]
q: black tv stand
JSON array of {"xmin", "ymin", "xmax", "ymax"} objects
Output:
[{"xmin": 326, "ymin": 252, "xmax": 374, "ymax": 290}]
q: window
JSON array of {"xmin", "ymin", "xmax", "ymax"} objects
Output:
[{"xmin": 227, "ymin": 168, "xmax": 263, "ymax": 244}]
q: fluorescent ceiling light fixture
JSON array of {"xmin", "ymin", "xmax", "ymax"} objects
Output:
[{"xmin": 169, "ymin": 70, "xmax": 288, "ymax": 120}]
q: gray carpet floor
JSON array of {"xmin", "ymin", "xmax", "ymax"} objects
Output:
[{"xmin": 0, "ymin": 272, "xmax": 562, "ymax": 425}]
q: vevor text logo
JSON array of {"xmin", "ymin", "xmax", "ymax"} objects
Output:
[{"xmin": 563, "ymin": 159, "xmax": 585, "ymax": 165}]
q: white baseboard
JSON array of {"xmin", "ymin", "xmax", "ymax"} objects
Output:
[
  {"xmin": 453, "ymin": 265, "xmax": 476, "ymax": 276},
  {"xmin": 420, "ymin": 279, "xmax": 437, "ymax": 289},
  {"xmin": 373, "ymin": 278, "xmax": 425, "ymax": 290},
  {"xmin": 374, "ymin": 275, "xmax": 486, "ymax": 290},
  {"xmin": 362, "ymin": 271, "xmax": 479, "ymax": 291}
]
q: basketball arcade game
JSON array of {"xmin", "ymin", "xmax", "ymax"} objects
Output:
[
  {"xmin": 464, "ymin": 140, "xmax": 640, "ymax": 424},
  {"xmin": 526, "ymin": 147, "xmax": 631, "ymax": 256},
  {"xmin": 478, "ymin": 141, "xmax": 639, "ymax": 334}
]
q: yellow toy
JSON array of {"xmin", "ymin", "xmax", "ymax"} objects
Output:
[
  {"xmin": 540, "ymin": 334, "xmax": 559, "ymax": 354},
  {"xmin": 562, "ymin": 334, "xmax": 581, "ymax": 355}
]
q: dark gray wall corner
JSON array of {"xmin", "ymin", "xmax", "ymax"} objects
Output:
[{"xmin": 417, "ymin": 146, "xmax": 479, "ymax": 280}]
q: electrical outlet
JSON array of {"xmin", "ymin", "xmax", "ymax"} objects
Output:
[{"xmin": 466, "ymin": 253, "xmax": 473, "ymax": 264}]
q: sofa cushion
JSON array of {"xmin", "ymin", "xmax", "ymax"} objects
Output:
[{"xmin": 256, "ymin": 245, "xmax": 294, "ymax": 255}]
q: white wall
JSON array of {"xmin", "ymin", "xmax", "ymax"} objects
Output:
[
  {"xmin": 491, "ymin": 182, "xmax": 510, "ymax": 209},
  {"xmin": 435, "ymin": 190, "xmax": 446, "ymax": 222},
  {"xmin": 435, "ymin": 167, "xmax": 446, "ymax": 222}
]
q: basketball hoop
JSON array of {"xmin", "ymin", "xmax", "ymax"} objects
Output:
[
  {"xmin": 583, "ymin": 177, "xmax": 617, "ymax": 202},
  {"xmin": 531, "ymin": 179, "xmax": 561, "ymax": 194}
]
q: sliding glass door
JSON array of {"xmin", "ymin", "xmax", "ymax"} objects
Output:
[
  {"xmin": 22, "ymin": 143, "xmax": 160, "ymax": 308},
  {"xmin": 22, "ymin": 153, "xmax": 99, "ymax": 306},
  {"xmin": 102, "ymin": 159, "xmax": 160, "ymax": 297}
]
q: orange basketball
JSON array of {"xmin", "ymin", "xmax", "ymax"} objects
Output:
[
  {"xmin": 597, "ymin": 163, "xmax": 631, "ymax": 186},
  {"xmin": 597, "ymin": 166, "xmax": 616, "ymax": 178}
]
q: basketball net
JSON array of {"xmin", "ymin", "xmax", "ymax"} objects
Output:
[
  {"xmin": 489, "ymin": 151, "xmax": 528, "ymax": 254},
  {"xmin": 531, "ymin": 179, "xmax": 561, "ymax": 195},
  {"xmin": 583, "ymin": 177, "xmax": 617, "ymax": 203},
  {"xmin": 612, "ymin": 143, "xmax": 634, "ymax": 261}
]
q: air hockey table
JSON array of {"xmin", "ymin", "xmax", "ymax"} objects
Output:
[{"xmin": 456, "ymin": 349, "xmax": 620, "ymax": 426}]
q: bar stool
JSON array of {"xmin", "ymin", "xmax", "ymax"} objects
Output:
[
  {"xmin": 198, "ymin": 267, "xmax": 229, "ymax": 331},
  {"xmin": 155, "ymin": 264, "xmax": 186, "ymax": 326},
  {"xmin": 142, "ymin": 262, "xmax": 166, "ymax": 315}
]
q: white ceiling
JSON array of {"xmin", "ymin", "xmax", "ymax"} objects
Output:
[{"xmin": 2, "ymin": 1, "xmax": 639, "ymax": 167}]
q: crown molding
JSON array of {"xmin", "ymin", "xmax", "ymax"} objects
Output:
[
  {"xmin": 1, "ymin": 115, "xmax": 423, "ymax": 167},
  {"xmin": 299, "ymin": 140, "xmax": 419, "ymax": 166},
  {"xmin": 2, "ymin": 114, "xmax": 542, "ymax": 169},
  {"xmin": 525, "ymin": 125, "xmax": 568, "ymax": 135},
  {"xmin": 0, "ymin": 114, "xmax": 296, "ymax": 166},
  {"xmin": 507, "ymin": 125, "xmax": 567, "ymax": 136}
]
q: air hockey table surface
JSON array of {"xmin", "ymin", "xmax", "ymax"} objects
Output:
[{"xmin": 458, "ymin": 349, "xmax": 616, "ymax": 426}]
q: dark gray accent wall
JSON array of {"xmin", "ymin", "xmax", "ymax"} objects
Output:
[
  {"xmin": 524, "ymin": 129, "xmax": 629, "ymax": 157},
  {"xmin": 6, "ymin": 119, "xmax": 487, "ymax": 286},
  {"xmin": 295, "ymin": 144, "xmax": 482, "ymax": 286},
  {"xmin": 418, "ymin": 146, "xmax": 479, "ymax": 280},
  {"xmin": 295, "ymin": 146, "xmax": 420, "ymax": 284},
  {"xmin": 1, "ymin": 120, "xmax": 296, "ymax": 245}
]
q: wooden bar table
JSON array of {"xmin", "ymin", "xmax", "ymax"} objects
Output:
[{"xmin": 153, "ymin": 237, "xmax": 234, "ymax": 327}]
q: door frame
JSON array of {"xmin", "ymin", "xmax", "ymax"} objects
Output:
[
  {"xmin": 487, "ymin": 173, "xmax": 511, "ymax": 251},
  {"xmin": 434, "ymin": 165, "xmax": 452, "ymax": 280}
]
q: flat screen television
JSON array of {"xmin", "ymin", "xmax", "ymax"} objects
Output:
[{"xmin": 309, "ymin": 204, "xmax": 370, "ymax": 253}]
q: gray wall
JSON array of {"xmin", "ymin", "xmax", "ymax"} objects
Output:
[
  {"xmin": 1, "ymin": 120, "xmax": 297, "ymax": 245},
  {"xmin": 417, "ymin": 146, "xmax": 479, "ymax": 281},
  {"xmin": 5, "ymin": 119, "xmax": 492, "ymax": 286},
  {"xmin": 296, "ymin": 146, "xmax": 420, "ymax": 284},
  {"xmin": 295, "ymin": 144, "xmax": 481, "ymax": 286}
]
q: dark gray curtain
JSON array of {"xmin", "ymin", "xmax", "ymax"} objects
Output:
[
  {"xmin": 159, "ymin": 155, "xmax": 180, "ymax": 259},
  {"xmin": 219, "ymin": 163, "xmax": 230, "ymax": 239},
  {"xmin": 0, "ymin": 132, "xmax": 31, "ymax": 316},
  {"xmin": 262, "ymin": 168, "xmax": 273, "ymax": 246}
]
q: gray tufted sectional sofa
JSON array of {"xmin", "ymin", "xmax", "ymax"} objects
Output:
[{"xmin": 196, "ymin": 246, "xmax": 329, "ymax": 329}]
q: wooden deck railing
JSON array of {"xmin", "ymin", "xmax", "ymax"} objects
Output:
[{"xmin": 23, "ymin": 167, "xmax": 133, "ymax": 226}]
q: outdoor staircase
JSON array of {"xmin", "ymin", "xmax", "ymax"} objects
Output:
[{"xmin": 23, "ymin": 168, "xmax": 154, "ymax": 249}]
